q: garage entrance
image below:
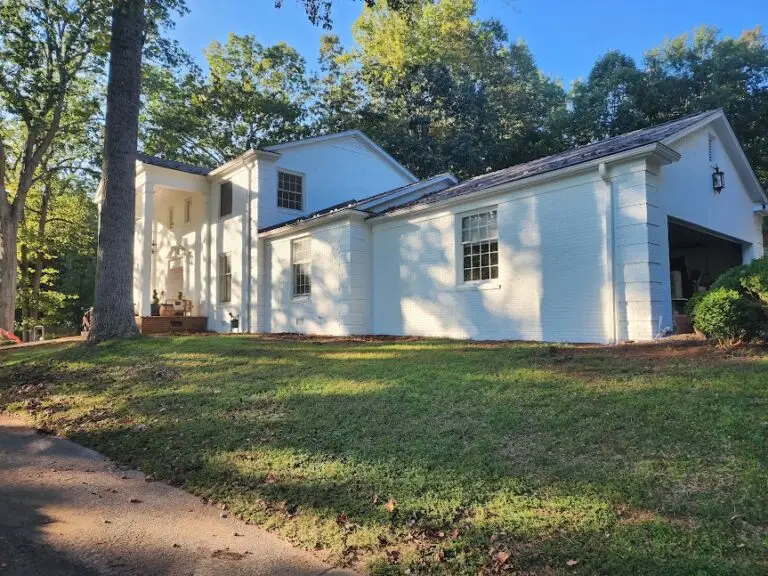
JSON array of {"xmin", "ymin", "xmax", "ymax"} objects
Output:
[{"xmin": 668, "ymin": 218, "xmax": 745, "ymax": 327}]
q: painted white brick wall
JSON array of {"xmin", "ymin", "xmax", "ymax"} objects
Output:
[
  {"xmin": 263, "ymin": 216, "xmax": 371, "ymax": 335},
  {"xmin": 372, "ymin": 174, "xmax": 614, "ymax": 343},
  {"xmin": 610, "ymin": 159, "xmax": 670, "ymax": 341}
]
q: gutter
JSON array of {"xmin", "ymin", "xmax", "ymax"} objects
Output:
[{"xmin": 370, "ymin": 142, "xmax": 681, "ymax": 223}]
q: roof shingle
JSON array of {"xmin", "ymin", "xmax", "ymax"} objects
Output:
[
  {"xmin": 379, "ymin": 109, "xmax": 719, "ymax": 215},
  {"xmin": 137, "ymin": 154, "xmax": 212, "ymax": 176}
]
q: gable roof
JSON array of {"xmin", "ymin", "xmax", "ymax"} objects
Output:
[
  {"xmin": 137, "ymin": 153, "xmax": 212, "ymax": 176},
  {"xmin": 259, "ymin": 174, "xmax": 457, "ymax": 235},
  {"xmin": 263, "ymin": 130, "xmax": 418, "ymax": 183},
  {"xmin": 375, "ymin": 110, "xmax": 725, "ymax": 216}
]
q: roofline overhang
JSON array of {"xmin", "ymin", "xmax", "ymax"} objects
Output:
[
  {"xmin": 370, "ymin": 142, "xmax": 681, "ymax": 222},
  {"xmin": 258, "ymin": 208, "xmax": 368, "ymax": 239},
  {"xmin": 663, "ymin": 109, "xmax": 768, "ymax": 203},
  {"xmin": 208, "ymin": 149, "xmax": 280, "ymax": 179}
]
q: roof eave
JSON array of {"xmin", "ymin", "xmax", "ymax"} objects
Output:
[
  {"xmin": 371, "ymin": 142, "xmax": 681, "ymax": 222},
  {"xmin": 258, "ymin": 208, "xmax": 368, "ymax": 239},
  {"xmin": 208, "ymin": 149, "xmax": 280, "ymax": 179}
]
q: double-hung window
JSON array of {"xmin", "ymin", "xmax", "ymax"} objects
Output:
[
  {"xmin": 461, "ymin": 209, "xmax": 498, "ymax": 282},
  {"xmin": 292, "ymin": 237, "xmax": 311, "ymax": 297},
  {"xmin": 278, "ymin": 171, "xmax": 303, "ymax": 211},
  {"xmin": 218, "ymin": 253, "xmax": 232, "ymax": 303}
]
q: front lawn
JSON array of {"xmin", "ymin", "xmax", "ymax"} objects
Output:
[{"xmin": 1, "ymin": 336, "xmax": 766, "ymax": 574}]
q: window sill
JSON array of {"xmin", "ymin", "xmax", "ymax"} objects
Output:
[
  {"xmin": 292, "ymin": 295, "xmax": 311, "ymax": 302},
  {"xmin": 455, "ymin": 282, "xmax": 501, "ymax": 292}
]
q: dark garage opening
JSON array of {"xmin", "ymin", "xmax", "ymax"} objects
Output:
[{"xmin": 668, "ymin": 218, "xmax": 745, "ymax": 328}]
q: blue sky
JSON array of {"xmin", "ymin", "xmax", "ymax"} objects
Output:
[{"xmin": 169, "ymin": 0, "xmax": 767, "ymax": 87}]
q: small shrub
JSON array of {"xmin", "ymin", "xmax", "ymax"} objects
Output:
[
  {"xmin": 692, "ymin": 288, "xmax": 761, "ymax": 344},
  {"xmin": 710, "ymin": 263, "xmax": 747, "ymax": 291},
  {"xmin": 739, "ymin": 257, "xmax": 768, "ymax": 305}
]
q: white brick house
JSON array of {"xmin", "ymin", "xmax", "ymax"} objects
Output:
[{"xmin": 115, "ymin": 110, "xmax": 767, "ymax": 343}]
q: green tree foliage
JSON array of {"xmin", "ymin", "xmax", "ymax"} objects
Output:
[
  {"xmin": 328, "ymin": 0, "xmax": 568, "ymax": 179},
  {"xmin": 571, "ymin": 26, "xmax": 768, "ymax": 183},
  {"xmin": 141, "ymin": 33, "xmax": 312, "ymax": 165}
]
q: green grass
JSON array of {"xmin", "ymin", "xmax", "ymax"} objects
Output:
[{"xmin": 1, "ymin": 335, "xmax": 767, "ymax": 574}]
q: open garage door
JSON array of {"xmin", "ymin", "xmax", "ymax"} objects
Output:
[{"xmin": 668, "ymin": 218, "xmax": 746, "ymax": 328}]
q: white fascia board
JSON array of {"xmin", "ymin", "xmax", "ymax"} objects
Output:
[
  {"xmin": 208, "ymin": 149, "xmax": 280, "ymax": 180},
  {"xmin": 258, "ymin": 209, "xmax": 367, "ymax": 239},
  {"xmin": 371, "ymin": 143, "xmax": 680, "ymax": 222},
  {"xmin": 663, "ymin": 110, "xmax": 767, "ymax": 203}
]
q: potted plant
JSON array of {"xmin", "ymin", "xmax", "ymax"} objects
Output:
[{"xmin": 151, "ymin": 289, "xmax": 161, "ymax": 316}]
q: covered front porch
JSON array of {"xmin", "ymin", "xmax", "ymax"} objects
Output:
[{"xmin": 133, "ymin": 164, "xmax": 209, "ymax": 321}]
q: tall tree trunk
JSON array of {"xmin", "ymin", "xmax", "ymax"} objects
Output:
[
  {"xmin": 29, "ymin": 184, "xmax": 51, "ymax": 337},
  {"xmin": 0, "ymin": 213, "xmax": 18, "ymax": 335},
  {"xmin": 19, "ymin": 242, "xmax": 30, "ymax": 342},
  {"xmin": 88, "ymin": 0, "xmax": 146, "ymax": 344}
]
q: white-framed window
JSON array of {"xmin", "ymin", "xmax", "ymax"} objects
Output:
[
  {"xmin": 218, "ymin": 253, "xmax": 232, "ymax": 303},
  {"xmin": 460, "ymin": 209, "xmax": 498, "ymax": 282},
  {"xmin": 292, "ymin": 237, "xmax": 311, "ymax": 297},
  {"xmin": 185, "ymin": 198, "xmax": 192, "ymax": 223},
  {"xmin": 220, "ymin": 181, "xmax": 233, "ymax": 218},
  {"xmin": 278, "ymin": 171, "xmax": 303, "ymax": 211},
  {"xmin": 169, "ymin": 206, "xmax": 175, "ymax": 229}
]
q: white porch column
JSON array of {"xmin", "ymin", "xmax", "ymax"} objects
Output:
[{"xmin": 139, "ymin": 182, "xmax": 155, "ymax": 316}]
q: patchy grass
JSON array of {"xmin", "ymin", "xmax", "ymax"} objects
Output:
[{"xmin": 1, "ymin": 335, "xmax": 767, "ymax": 574}]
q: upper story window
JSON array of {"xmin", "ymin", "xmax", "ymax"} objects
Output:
[
  {"xmin": 278, "ymin": 171, "xmax": 303, "ymax": 211},
  {"xmin": 220, "ymin": 181, "xmax": 233, "ymax": 218},
  {"xmin": 292, "ymin": 237, "xmax": 311, "ymax": 297},
  {"xmin": 169, "ymin": 206, "xmax": 175, "ymax": 229},
  {"xmin": 461, "ymin": 209, "xmax": 498, "ymax": 282},
  {"xmin": 185, "ymin": 198, "xmax": 192, "ymax": 223}
]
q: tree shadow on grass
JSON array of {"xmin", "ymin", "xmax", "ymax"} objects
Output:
[{"xmin": 2, "ymin": 337, "xmax": 767, "ymax": 574}]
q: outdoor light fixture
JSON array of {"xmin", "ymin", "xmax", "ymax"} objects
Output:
[{"xmin": 712, "ymin": 165, "xmax": 725, "ymax": 194}]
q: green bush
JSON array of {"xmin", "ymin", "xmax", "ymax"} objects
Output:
[
  {"xmin": 690, "ymin": 257, "xmax": 768, "ymax": 343},
  {"xmin": 692, "ymin": 288, "xmax": 761, "ymax": 343},
  {"xmin": 739, "ymin": 257, "xmax": 768, "ymax": 305}
]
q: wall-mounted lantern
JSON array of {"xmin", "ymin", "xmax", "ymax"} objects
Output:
[{"xmin": 712, "ymin": 165, "xmax": 725, "ymax": 194}]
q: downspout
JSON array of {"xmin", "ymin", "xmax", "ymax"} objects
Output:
[
  {"xmin": 599, "ymin": 162, "xmax": 618, "ymax": 344},
  {"xmin": 243, "ymin": 160, "xmax": 254, "ymax": 333}
]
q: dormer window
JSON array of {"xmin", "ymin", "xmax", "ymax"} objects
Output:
[{"xmin": 278, "ymin": 171, "xmax": 303, "ymax": 211}]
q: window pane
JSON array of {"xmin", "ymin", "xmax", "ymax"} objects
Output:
[{"xmin": 278, "ymin": 172, "xmax": 303, "ymax": 210}]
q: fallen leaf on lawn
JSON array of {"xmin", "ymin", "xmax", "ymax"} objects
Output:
[
  {"xmin": 372, "ymin": 494, "xmax": 380, "ymax": 505},
  {"xmin": 434, "ymin": 547, "xmax": 445, "ymax": 562},
  {"xmin": 566, "ymin": 559, "xmax": 579, "ymax": 566},
  {"xmin": 211, "ymin": 549, "xmax": 244, "ymax": 561},
  {"xmin": 450, "ymin": 528, "xmax": 460, "ymax": 540},
  {"xmin": 384, "ymin": 499, "xmax": 397, "ymax": 513},
  {"xmin": 264, "ymin": 472, "xmax": 278, "ymax": 484},
  {"xmin": 336, "ymin": 513, "xmax": 348, "ymax": 526},
  {"xmin": 386, "ymin": 549, "xmax": 401, "ymax": 564},
  {"xmin": 495, "ymin": 551, "xmax": 510, "ymax": 565}
]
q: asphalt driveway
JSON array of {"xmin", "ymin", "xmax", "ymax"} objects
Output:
[{"xmin": 0, "ymin": 414, "xmax": 352, "ymax": 576}]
